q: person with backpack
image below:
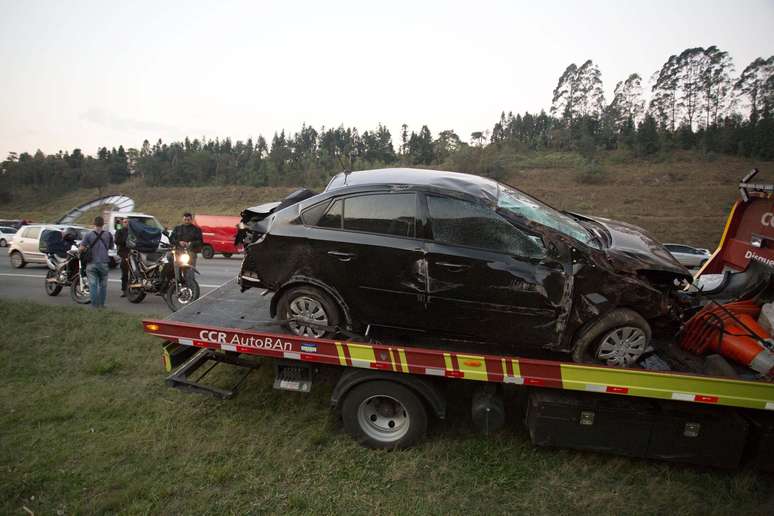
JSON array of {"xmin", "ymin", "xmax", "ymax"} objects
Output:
[{"xmin": 78, "ymin": 216, "xmax": 115, "ymax": 308}]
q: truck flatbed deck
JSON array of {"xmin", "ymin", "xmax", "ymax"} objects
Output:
[{"xmin": 146, "ymin": 279, "xmax": 774, "ymax": 411}]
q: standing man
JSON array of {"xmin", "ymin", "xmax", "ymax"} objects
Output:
[
  {"xmin": 79, "ymin": 216, "xmax": 115, "ymax": 308},
  {"xmin": 170, "ymin": 212, "xmax": 203, "ymax": 267},
  {"xmin": 114, "ymin": 217, "xmax": 130, "ymax": 297}
]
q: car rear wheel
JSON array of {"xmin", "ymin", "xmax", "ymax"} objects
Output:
[
  {"xmin": 201, "ymin": 245, "xmax": 214, "ymax": 259},
  {"xmin": 571, "ymin": 308, "xmax": 651, "ymax": 368},
  {"xmin": 277, "ymin": 286, "xmax": 340, "ymax": 338},
  {"xmin": 222, "ymin": 253, "xmax": 232, "ymax": 258},
  {"xmin": 10, "ymin": 251, "xmax": 25, "ymax": 268}
]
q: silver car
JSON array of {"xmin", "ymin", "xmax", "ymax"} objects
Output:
[
  {"xmin": 8, "ymin": 224, "xmax": 86, "ymax": 268},
  {"xmin": 0, "ymin": 226, "xmax": 17, "ymax": 247},
  {"xmin": 663, "ymin": 243, "xmax": 711, "ymax": 268}
]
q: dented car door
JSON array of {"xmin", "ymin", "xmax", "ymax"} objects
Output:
[{"xmin": 423, "ymin": 194, "xmax": 570, "ymax": 349}]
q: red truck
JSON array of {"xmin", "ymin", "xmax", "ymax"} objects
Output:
[{"xmin": 194, "ymin": 215, "xmax": 242, "ymax": 259}]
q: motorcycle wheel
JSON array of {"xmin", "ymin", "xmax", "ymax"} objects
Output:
[
  {"xmin": 164, "ymin": 277, "xmax": 200, "ymax": 312},
  {"xmin": 45, "ymin": 269, "xmax": 63, "ymax": 296},
  {"xmin": 70, "ymin": 275, "xmax": 91, "ymax": 304}
]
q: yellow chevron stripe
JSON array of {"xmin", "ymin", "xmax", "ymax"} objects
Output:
[
  {"xmin": 398, "ymin": 349, "xmax": 409, "ymax": 373},
  {"xmin": 334, "ymin": 342, "xmax": 347, "ymax": 366}
]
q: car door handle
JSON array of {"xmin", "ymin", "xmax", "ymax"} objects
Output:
[
  {"xmin": 436, "ymin": 261, "xmax": 470, "ymax": 272},
  {"xmin": 328, "ymin": 251, "xmax": 356, "ymax": 262}
]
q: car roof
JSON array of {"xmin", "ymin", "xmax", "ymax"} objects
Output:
[
  {"xmin": 325, "ymin": 168, "xmax": 499, "ymax": 202},
  {"xmin": 111, "ymin": 212, "xmax": 154, "ymax": 218}
]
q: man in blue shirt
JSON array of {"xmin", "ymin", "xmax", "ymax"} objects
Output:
[{"xmin": 79, "ymin": 216, "xmax": 115, "ymax": 308}]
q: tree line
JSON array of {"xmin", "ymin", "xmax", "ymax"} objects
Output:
[{"xmin": 1, "ymin": 46, "xmax": 772, "ymax": 201}]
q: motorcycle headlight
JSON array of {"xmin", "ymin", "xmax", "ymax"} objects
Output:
[{"xmin": 178, "ymin": 252, "xmax": 190, "ymax": 266}]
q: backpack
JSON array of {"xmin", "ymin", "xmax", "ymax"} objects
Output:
[
  {"xmin": 40, "ymin": 229, "xmax": 66, "ymax": 256},
  {"xmin": 127, "ymin": 219, "xmax": 162, "ymax": 253}
]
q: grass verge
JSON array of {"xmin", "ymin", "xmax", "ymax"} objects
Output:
[{"xmin": 0, "ymin": 299, "xmax": 773, "ymax": 514}]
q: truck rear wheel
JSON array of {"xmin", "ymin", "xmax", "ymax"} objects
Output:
[
  {"xmin": 341, "ymin": 380, "xmax": 427, "ymax": 449},
  {"xmin": 201, "ymin": 245, "xmax": 214, "ymax": 259}
]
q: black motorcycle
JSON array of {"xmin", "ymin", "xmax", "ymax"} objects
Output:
[
  {"xmin": 125, "ymin": 243, "xmax": 200, "ymax": 311},
  {"xmin": 43, "ymin": 240, "xmax": 91, "ymax": 304}
]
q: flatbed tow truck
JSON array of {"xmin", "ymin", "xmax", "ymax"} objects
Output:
[{"xmin": 142, "ymin": 172, "xmax": 774, "ymax": 469}]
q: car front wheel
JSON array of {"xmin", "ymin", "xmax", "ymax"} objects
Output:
[
  {"xmin": 0, "ymin": 238, "xmax": 6, "ymax": 247},
  {"xmin": 571, "ymin": 308, "xmax": 651, "ymax": 368},
  {"xmin": 277, "ymin": 286, "xmax": 340, "ymax": 338}
]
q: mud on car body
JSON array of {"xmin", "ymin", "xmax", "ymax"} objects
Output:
[{"xmin": 238, "ymin": 168, "xmax": 692, "ymax": 367}]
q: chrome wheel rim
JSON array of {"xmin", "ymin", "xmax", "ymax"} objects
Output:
[
  {"xmin": 596, "ymin": 326, "xmax": 647, "ymax": 367},
  {"xmin": 10, "ymin": 253, "xmax": 22, "ymax": 267},
  {"xmin": 287, "ymin": 296, "xmax": 328, "ymax": 338},
  {"xmin": 357, "ymin": 395, "xmax": 410, "ymax": 443}
]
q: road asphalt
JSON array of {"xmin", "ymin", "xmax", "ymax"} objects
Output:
[{"xmin": 0, "ymin": 251, "xmax": 243, "ymax": 316}]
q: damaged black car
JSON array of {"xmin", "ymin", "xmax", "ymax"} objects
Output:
[{"xmin": 238, "ymin": 168, "xmax": 692, "ymax": 367}]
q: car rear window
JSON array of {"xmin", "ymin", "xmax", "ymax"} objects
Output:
[
  {"xmin": 427, "ymin": 195, "xmax": 543, "ymax": 256},
  {"xmin": 343, "ymin": 194, "xmax": 415, "ymax": 237}
]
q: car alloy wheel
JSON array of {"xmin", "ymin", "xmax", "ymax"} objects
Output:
[
  {"xmin": 287, "ymin": 295, "xmax": 329, "ymax": 338},
  {"xmin": 596, "ymin": 326, "xmax": 648, "ymax": 367}
]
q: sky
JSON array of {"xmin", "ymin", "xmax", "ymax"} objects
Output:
[{"xmin": 0, "ymin": 0, "xmax": 773, "ymax": 160}]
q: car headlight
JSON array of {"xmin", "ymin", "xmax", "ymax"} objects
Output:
[{"xmin": 178, "ymin": 252, "xmax": 190, "ymax": 265}]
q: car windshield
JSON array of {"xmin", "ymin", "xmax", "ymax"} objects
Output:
[
  {"xmin": 131, "ymin": 216, "xmax": 163, "ymax": 230},
  {"xmin": 497, "ymin": 184, "xmax": 597, "ymax": 247}
]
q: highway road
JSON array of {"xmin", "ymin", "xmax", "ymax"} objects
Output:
[{"xmin": 0, "ymin": 252, "xmax": 243, "ymax": 316}]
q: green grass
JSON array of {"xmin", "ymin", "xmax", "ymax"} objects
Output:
[{"xmin": 1, "ymin": 300, "xmax": 773, "ymax": 514}]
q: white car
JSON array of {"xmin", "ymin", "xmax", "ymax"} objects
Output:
[
  {"xmin": 0, "ymin": 226, "xmax": 17, "ymax": 247},
  {"xmin": 8, "ymin": 224, "xmax": 87, "ymax": 268},
  {"xmin": 663, "ymin": 243, "xmax": 712, "ymax": 268}
]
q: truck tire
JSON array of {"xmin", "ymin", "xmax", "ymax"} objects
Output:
[
  {"xmin": 277, "ymin": 285, "xmax": 340, "ymax": 338},
  {"xmin": 201, "ymin": 245, "xmax": 214, "ymax": 259},
  {"xmin": 571, "ymin": 308, "xmax": 651, "ymax": 368},
  {"xmin": 341, "ymin": 380, "xmax": 428, "ymax": 449}
]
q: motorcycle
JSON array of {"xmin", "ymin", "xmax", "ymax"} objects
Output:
[
  {"xmin": 44, "ymin": 247, "xmax": 90, "ymax": 304},
  {"xmin": 125, "ymin": 242, "xmax": 200, "ymax": 311}
]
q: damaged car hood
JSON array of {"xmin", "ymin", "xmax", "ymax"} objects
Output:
[{"xmin": 577, "ymin": 215, "xmax": 692, "ymax": 280}]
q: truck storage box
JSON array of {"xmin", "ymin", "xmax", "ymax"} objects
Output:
[
  {"xmin": 527, "ymin": 389, "xmax": 750, "ymax": 468},
  {"xmin": 526, "ymin": 388, "xmax": 657, "ymax": 457},
  {"xmin": 743, "ymin": 410, "xmax": 774, "ymax": 472},
  {"xmin": 648, "ymin": 401, "xmax": 748, "ymax": 469}
]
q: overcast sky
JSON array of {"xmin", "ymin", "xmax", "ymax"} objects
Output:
[{"xmin": 1, "ymin": 0, "xmax": 773, "ymax": 160}]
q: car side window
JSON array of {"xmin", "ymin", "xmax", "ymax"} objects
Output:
[
  {"xmin": 317, "ymin": 199, "xmax": 343, "ymax": 229},
  {"xmin": 427, "ymin": 195, "xmax": 543, "ymax": 257},
  {"xmin": 342, "ymin": 193, "xmax": 416, "ymax": 237}
]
